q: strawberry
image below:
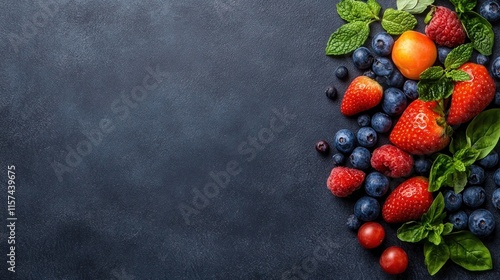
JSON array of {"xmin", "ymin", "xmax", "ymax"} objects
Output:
[
  {"xmin": 371, "ymin": 144, "xmax": 414, "ymax": 178},
  {"xmin": 340, "ymin": 76, "xmax": 383, "ymax": 117},
  {"xmin": 382, "ymin": 177, "xmax": 434, "ymax": 223},
  {"xmin": 424, "ymin": 6, "xmax": 466, "ymax": 48},
  {"xmin": 326, "ymin": 167, "xmax": 365, "ymax": 197},
  {"xmin": 447, "ymin": 62, "xmax": 496, "ymax": 126},
  {"xmin": 389, "ymin": 99, "xmax": 451, "ymax": 155}
]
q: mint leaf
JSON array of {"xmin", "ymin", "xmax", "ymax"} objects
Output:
[
  {"xmin": 381, "ymin": 8, "xmax": 417, "ymax": 35},
  {"xmin": 454, "ymin": 148, "xmax": 480, "ymax": 166},
  {"xmin": 461, "ymin": 11, "xmax": 494, "ymax": 55},
  {"xmin": 466, "ymin": 109, "xmax": 500, "ymax": 159},
  {"xmin": 418, "ymin": 76, "xmax": 453, "ymax": 101},
  {"xmin": 429, "ymin": 154, "xmax": 454, "ymax": 192},
  {"xmin": 403, "ymin": 0, "xmax": 434, "ymax": 14},
  {"xmin": 446, "ymin": 70, "xmax": 471, "ymax": 82},
  {"xmin": 450, "ymin": 0, "xmax": 477, "ymax": 13},
  {"xmin": 337, "ymin": 0, "xmax": 375, "ymax": 22},
  {"xmin": 450, "ymin": 130, "xmax": 470, "ymax": 154},
  {"xmin": 419, "ymin": 66, "xmax": 444, "ymax": 80},
  {"xmin": 397, "ymin": 0, "xmax": 418, "ymax": 11},
  {"xmin": 325, "ymin": 22, "xmax": 370, "ymax": 56},
  {"xmin": 444, "ymin": 43, "xmax": 473, "ymax": 69},
  {"xmin": 424, "ymin": 241, "xmax": 450, "ymax": 276},
  {"xmin": 446, "ymin": 231, "xmax": 493, "ymax": 271},
  {"xmin": 397, "ymin": 221, "xmax": 428, "ymax": 242},
  {"xmin": 366, "ymin": 0, "xmax": 381, "ymax": 19}
]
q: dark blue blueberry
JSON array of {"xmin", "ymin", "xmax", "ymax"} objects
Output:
[
  {"xmin": 414, "ymin": 157, "xmax": 432, "ymax": 176},
  {"xmin": 444, "ymin": 189, "xmax": 463, "ymax": 212},
  {"xmin": 480, "ymin": 0, "xmax": 500, "ymax": 22},
  {"xmin": 382, "ymin": 88, "xmax": 407, "ymax": 116},
  {"xmin": 437, "ymin": 46, "xmax": 451, "ymax": 65},
  {"xmin": 363, "ymin": 70, "xmax": 377, "ymax": 79},
  {"xmin": 357, "ymin": 114, "xmax": 371, "ymax": 127},
  {"xmin": 448, "ymin": 210, "xmax": 468, "ymax": 230},
  {"xmin": 371, "ymin": 32, "xmax": 394, "ymax": 56},
  {"xmin": 334, "ymin": 129, "xmax": 356, "ymax": 154},
  {"xmin": 346, "ymin": 214, "xmax": 362, "ymax": 231},
  {"xmin": 476, "ymin": 54, "xmax": 490, "ymax": 65},
  {"xmin": 495, "ymin": 168, "xmax": 500, "ymax": 186},
  {"xmin": 387, "ymin": 69, "xmax": 405, "ymax": 89},
  {"xmin": 364, "ymin": 172, "xmax": 389, "ymax": 198},
  {"xmin": 349, "ymin": 147, "xmax": 371, "ymax": 170},
  {"xmin": 352, "ymin": 47, "xmax": 374, "ymax": 70},
  {"xmin": 403, "ymin": 80, "xmax": 418, "ymax": 100},
  {"xmin": 354, "ymin": 196, "xmax": 380, "ymax": 221},
  {"xmin": 371, "ymin": 112, "xmax": 392, "ymax": 133},
  {"xmin": 463, "ymin": 186, "xmax": 486, "ymax": 208},
  {"xmin": 332, "ymin": 153, "xmax": 345, "ymax": 166},
  {"xmin": 375, "ymin": 75, "xmax": 390, "ymax": 89},
  {"xmin": 478, "ymin": 150, "xmax": 499, "ymax": 169},
  {"xmin": 495, "ymin": 91, "xmax": 500, "ymax": 106},
  {"xmin": 492, "ymin": 188, "xmax": 500, "ymax": 210},
  {"xmin": 468, "ymin": 165, "xmax": 485, "ymax": 185},
  {"xmin": 491, "ymin": 56, "xmax": 500, "ymax": 79},
  {"xmin": 335, "ymin": 66, "xmax": 349, "ymax": 80},
  {"xmin": 325, "ymin": 85, "xmax": 337, "ymax": 100},
  {"xmin": 372, "ymin": 57, "xmax": 394, "ymax": 77},
  {"xmin": 356, "ymin": 127, "xmax": 378, "ymax": 148},
  {"xmin": 468, "ymin": 209, "xmax": 495, "ymax": 237},
  {"xmin": 315, "ymin": 140, "xmax": 330, "ymax": 155}
]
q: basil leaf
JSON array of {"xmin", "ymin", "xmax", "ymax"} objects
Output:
[
  {"xmin": 429, "ymin": 154, "xmax": 455, "ymax": 192},
  {"xmin": 454, "ymin": 148, "xmax": 480, "ymax": 167},
  {"xmin": 418, "ymin": 76, "xmax": 453, "ymax": 101},
  {"xmin": 446, "ymin": 69, "xmax": 471, "ymax": 82},
  {"xmin": 453, "ymin": 158, "xmax": 466, "ymax": 172},
  {"xmin": 461, "ymin": 11, "xmax": 494, "ymax": 55},
  {"xmin": 449, "ymin": 0, "xmax": 477, "ymax": 13},
  {"xmin": 446, "ymin": 231, "xmax": 493, "ymax": 271},
  {"xmin": 397, "ymin": 0, "xmax": 418, "ymax": 10},
  {"xmin": 366, "ymin": 0, "xmax": 381, "ymax": 19},
  {"xmin": 325, "ymin": 22, "xmax": 370, "ymax": 55},
  {"xmin": 419, "ymin": 66, "xmax": 444, "ymax": 80},
  {"xmin": 336, "ymin": 0, "xmax": 375, "ymax": 22},
  {"xmin": 452, "ymin": 171, "xmax": 468, "ymax": 194},
  {"xmin": 421, "ymin": 192, "xmax": 445, "ymax": 224},
  {"xmin": 381, "ymin": 8, "xmax": 417, "ymax": 35},
  {"xmin": 466, "ymin": 109, "xmax": 500, "ymax": 159},
  {"xmin": 472, "ymin": 136, "xmax": 500, "ymax": 160},
  {"xmin": 424, "ymin": 241, "xmax": 450, "ymax": 276},
  {"xmin": 443, "ymin": 223, "xmax": 454, "ymax": 235},
  {"xmin": 428, "ymin": 230, "xmax": 442, "ymax": 245},
  {"xmin": 444, "ymin": 43, "xmax": 473, "ymax": 70},
  {"xmin": 397, "ymin": 221, "xmax": 428, "ymax": 243},
  {"xmin": 450, "ymin": 129, "xmax": 470, "ymax": 154},
  {"xmin": 404, "ymin": 0, "xmax": 434, "ymax": 14}
]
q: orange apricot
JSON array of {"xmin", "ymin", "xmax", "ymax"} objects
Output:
[{"xmin": 391, "ymin": 31, "xmax": 437, "ymax": 80}]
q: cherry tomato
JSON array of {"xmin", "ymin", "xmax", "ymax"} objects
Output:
[
  {"xmin": 379, "ymin": 246, "xmax": 408, "ymax": 274},
  {"xmin": 357, "ymin": 222, "xmax": 385, "ymax": 249}
]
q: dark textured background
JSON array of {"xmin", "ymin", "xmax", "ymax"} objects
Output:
[{"xmin": 1, "ymin": 0, "xmax": 500, "ymax": 279}]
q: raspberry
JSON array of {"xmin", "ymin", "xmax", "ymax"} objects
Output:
[
  {"xmin": 425, "ymin": 6, "xmax": 466, "ymax": 48},
  {"xmin": 326, "ymin": 167, "xmax": 365, "ymax": 197},
  {"xmin": 371, "ymin": 144, "xmax": 414, "ymax": 178}
]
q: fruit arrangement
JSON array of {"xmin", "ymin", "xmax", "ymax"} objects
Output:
[{"xmin": 317, "ymin": 0, "xmax": 500, "ymax": 276}]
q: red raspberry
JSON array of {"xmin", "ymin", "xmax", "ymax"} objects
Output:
[
  {"xmin": 371, "ymin": 144, "xmax": 414, "ymax": 178},
  {"xmin": 327, "ymin": 167, "xmax": 365, "ymax": 197},
  {"xmin": 425, "ymin": 6, "xmax": 466, "ymax": 48}
]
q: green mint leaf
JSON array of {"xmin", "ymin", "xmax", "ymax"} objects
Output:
[
  {"xmin": 429, "ymin": 154, "xmax": 454, "ymax": 192},
  {"xmin": 397, "ymin": 221, "xmax": 428, "ymax": 243},
  {"xmin": 446, "ymin": 69, "xmax": 471, "ymax": 82},
  {"xmin": 454, "ymin": 148, "xmax": 481, "ymax": 166},
  {"xmin": 336, "ymin": 0, "xmax": 375, "ymax": 22},
  {"xmin": 450, "ymin": 0, "xmax": 477, "ymax": 13},
  {"xmin": 461, "ymin": 11, "xmax": 494, "ymax": 55},
  {"xmin": 397, "ymin": 0, "xmax": 417, "ymax": 11},
  {"xmin": 381, "ymin": 8, "xmax": 417, "ymax": 35},
  {"xmin": 403, "ymin": 0, "xmax": 434, "ymax": 14},
  {"xmin": 444, "ymin": 43, "xmax": 473, "ymax": 69},
  {"xmin": 466, "ymin": 109, "xmax": 500, "ymax": 159},
  {"xmin": 443, "ymin": 223, "xmax": 454, "ymax": 235},
  {"xmin": 421, "ymin": 192, "xmax": 445, "ymax": 225},
  {"xmin": 366, "ymin": 0, "xmax": 381, "ymax": 19},
  {"xmin": 450, "ymin": 129, "xmax": 471, "ymax": 154},
  {"xmin": 424, "ymin": 241, "xmax": 450, "ymax": 276},
  {"xmin": 325, "ymin": 22, "xmax": 370, "ymax": 56},
  {"xmin": 419, "ymin": 66, "xmax": 444, "ymax": 80},
  {"xmin": 445, "ymin": 231, "xmax": 493, "ymax": 271},
  {"xmin": 418, "ymin": 76, "xmax": 453, "ymax": 101}
]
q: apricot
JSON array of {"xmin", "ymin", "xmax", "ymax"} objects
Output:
[{"xmin": 391, "ymin": 31, "xmax": 437, "ymax": 80}]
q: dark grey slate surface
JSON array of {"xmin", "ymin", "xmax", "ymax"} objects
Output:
[{"xmin": 1, "ymin": 0, "xmax": 499, "ymax": 279}]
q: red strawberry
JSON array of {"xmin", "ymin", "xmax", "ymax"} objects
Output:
[
  {"xmin": 326, "ymin": 167, "xmax": 365, "ymax": 197},
  {"xmin": 382, "ymin": 177, "xmax": 434, "ymax": 223},
  {"xmin": 390, "ymin": 99, "xmax": 452, "ymax": 155},
  {"xmin": 340, "ymin": 76, "xmax": 383, "ymax": 117},
  {"xmin": 447, "ymin": 62, "xmax": 496, "ymax": 126},
  {"xmin": 424, "ymin": 6, "xmax": 466, "ymax": 48},
  {"xmin": 371, "ymin": 144, "xmax": 413, "ymax": 178}
]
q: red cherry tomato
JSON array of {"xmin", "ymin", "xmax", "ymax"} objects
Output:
[
  {"xmin": 379, "ymin": 246, "xmax": 408, "ymax": 274},
  {"xmin": 357, "ymin": 222, "xmax": 385, "ymax": 249}
]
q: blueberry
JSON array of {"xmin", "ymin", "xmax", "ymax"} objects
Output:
[
  {"xmin": 357, "ymin": 114, "xmax": 371, "ymax": 127},
  {"xmin": 334, "ymin": 129, "xmax": 356, "ymax": 154},
  {"xmin": 437, "ymin": 46, "xmax": 451, "ymax": 65},
  {"xmin": 332, "ymin": 153, "xmax": 345, "ymax": 166},
  {"xmin": 468, "ymin": 165, "xmax": 485, "ymax": 185},
  {"xmin": 444, "ymin": 189, "xmax": 463, "ymax": 212},
  {"xmin": 492, "ymin": 188, "xmax": 500, "ymax": 210},
  {"xmin": 356, "ymin": 127, "xmax": 378, "ymax": 148},
  {"xmin": 372, "ymin": 57, "xmax": 394, "ymax": 77},
  {"xmin": 468, "ymin": 209, "xmax": 495, "ymax": 237},
  {"xmin": 387, "ymin": 69, "xmax": 405, "ymax": 89},
  {"xmin": 494, "ymin": 168, "xmax": 500, "ymax": 186},
  {"xmin": 364, "ymin": 172, "xmax": 389, "ymax": 198},
  {"xmin": 315, "ymin": 140, "xmax": 330, "ymax": 155},
  {"xmin": 403, "ymin": 80, "xmax": 418, "ymax": 100},
  {"xmin": 335, "ymin": 66, "xmax": 348, "ymax": 80},
  {"xmin": 371, "ymin": 32, "xmax": 394, "ymax": 56},
  {"xmin": 346, "ymin": 214, "xmax": 362, "ymax": 231},
  {"xmin": 354, "ymin": 196, "xmax": 380, "ymax": 221},
  {"xmin": 414, "ymin": 157, "xmax": 432, "ymax": 176},
  {"xmin": 349, "ymin": 147, "xmax": 371, "ymax": 170},
  {"xmin": 478, "ymin": 150, "xmax": 499, "ymax": 169},
  {"xmin": 363, "ymin": 70, "xmax": 377, "ymax": 79},
  {"xmin": 352, "ymin": 47, "xmax": 374, "ymax": 70},
  {"xmin": 375, "ymin": 75, "xmax": 390, "ymax": 89},
  {"xmin": 491, "ymin": 56, "xmax": 500, "ymax": 79},
  {"xmin": 476, "ymin": 54, "xmax": 490, "ymax": 65},
  {"xmin": 480, "ymin": 0, "xmax": 500, "ymax": 22},
  {"xmin": 495, "ymin": 91, "xmax": 500, "ymax": 106},
  {"xmin": 448, "ymin": 210, "xmax": 468, "ymax": 230},
  {"xmin": 325, "ymin": 85, "xmax": 337, "ymax": 100},
  {"xmin": 371, "ymin": 112, "xmax": 392, "ymax": 133},
  {"xmin": 382, "ymin": 88, "xmax": 407, "ymax": 116},
  {"xmin": 463, "ymin": 186, "xmax": 486, "ymax": 208}
]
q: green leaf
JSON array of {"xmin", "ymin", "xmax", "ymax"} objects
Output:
[
  {"xmin": 453, "ymin": 159, "xmax": 466, "ymax": 172},
  {"xmin": 418, "ymin": 76, "xmax": 453, "ymax": 101},
  {"xmin": 424, "ymin": 241, "xmax": 450, "ymax": 276},
  {"xmin": 466, "ymin": 109, "xmax": 500, "ymax": 159},
  {"xmin": 429, "ymin": 154, "xmax": 455, "ymax": 192},
  {"xmin": 454, "ymin": 148, "xmax": 480, "ymax": 166},
  {"xmin": 450, "ymin": 129, "xmax": 470, "ymax": 154},
  {"xmin": 397, "ymin": 0, "xmax": 417, "ymax": 10},
  {"xmin": 419, "ymin": 66, "xmax": 445, "ymax": 80},
  {"xmin": 452, "ymin": 171, "xmax": 468, "ymax": 193},
  {"xmin": 450, "ymin": 0, "xmax": 477, "ymax": 13},
  {"xmin": 446, "ymin": 69, "xmax": 471, "ymax": 82},
  {"xmin": 446, "ymin": 231, "xmax": 493, "ymax": 271},
  {"xmin": 397, "ymin": 221, "xmax": 428, "ymax": 243},
  {"xmin": 366, "ymin": 0, "xmax": 381, "ymax": 19},
  {"xmin": 336, "ymin": 0, "xmax": 376, "ymax": 22},
  {"xmin": 381, "ymin": 8, "xmax": 417, "ymax": 35},
  {"xmin": 444, "ymin": 43, "xmax": 473, "ymax": 70},
  {"xmin": 443, "ymin": 223, "xmax": 454, "ymax": 235},
  {"xmin": 421, "ymin": 192, "xmax": 445, "ymax": 225},
  {"xmin": 461, "ymin": 11, "xmax": 494, "ymax": 55},
  {"xmin": 325, "ymin": 22, "xmax": 370, "ymax": 56},
  {"xmin": 403, "ymin": 0, "xmax": 434, "ymax": 14},
  {"xmin": 428, "ymin": 230, "xmax": 442, "ymax": 245}
]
